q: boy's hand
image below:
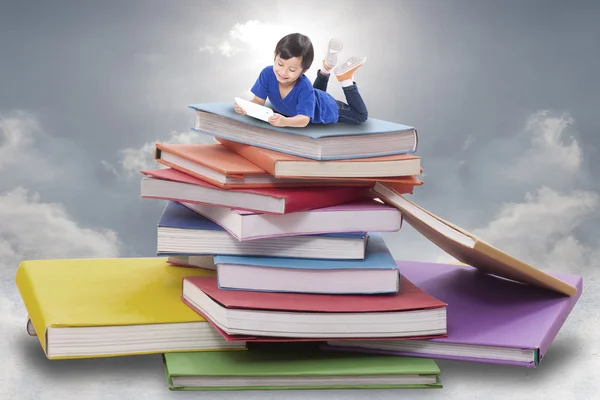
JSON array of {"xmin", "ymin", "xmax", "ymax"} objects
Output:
[
  {"xmin": 234, "ymin": 102, "xmax": 246, "ymax": 115},
  {"xmin": 268, "ymin": 113, "xmax": 287, "ymax": 127}
]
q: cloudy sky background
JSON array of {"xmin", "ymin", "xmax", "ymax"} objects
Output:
[{"xmin": 1, "ymin": 0, "xmax": 599, "ymax": 398}]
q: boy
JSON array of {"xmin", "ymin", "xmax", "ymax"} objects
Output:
[{"xmin": 234, "ymin": 33, "xmax": 368, "ymax": 127}]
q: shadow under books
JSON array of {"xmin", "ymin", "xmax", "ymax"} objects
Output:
[{"xmin": 436, "ymin": 335, "xmax": 582, "ymax": 380}]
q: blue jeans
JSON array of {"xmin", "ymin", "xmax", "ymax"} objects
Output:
[{"xmin": 313, "ymin": 70, "xmax": 368, "ymax": 124}]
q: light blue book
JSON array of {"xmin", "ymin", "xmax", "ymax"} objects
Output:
[
  {"xmin": 157, "ymin": 201, "xmax": 368, "ymax": 260},
  {"xmin": 188, "ymin": 102, "xmax": 418, "ymax": 160},
  {"xmin": 214, "ymin": 233, "xmax": 399, "ymax": 295}
]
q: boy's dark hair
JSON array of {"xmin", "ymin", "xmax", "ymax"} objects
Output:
[{"xmin": 274, "ymin": 33, "xmax": 314, "ymax": 71}]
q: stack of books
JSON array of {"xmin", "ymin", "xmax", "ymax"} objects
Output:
[
  {"xmin": 142, "ymin": 102, "xmax": 447, "ymax": 390},
  {"xmin": 14, "ymin": 101, "xmax": 584, "ymax": 392}
]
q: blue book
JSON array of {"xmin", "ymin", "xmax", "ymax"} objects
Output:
[
  {"xmin": 188, "ymin": 102, "xmax": 418, "ymax": 160},
  {"xmin": 214, "ymin": 233, "xmax": 400, "ymax": 295},
  {"xmin": 157, "ymin": 202, "xmax": 368, "ymax": 260}
]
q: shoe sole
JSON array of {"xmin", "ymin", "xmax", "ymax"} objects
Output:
[{"xmin": 335, "ymin": 57, "xmax": 367, "ymax": 76}]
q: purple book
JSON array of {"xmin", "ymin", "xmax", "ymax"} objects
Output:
[{"xmin": 322, "ymin": 260, "xmax": 583, "ymax": 367}]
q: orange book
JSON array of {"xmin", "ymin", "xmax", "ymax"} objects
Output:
[
  {"xmin": 372, "ymin": 183, "xmax": 577, "ymax": 296},
  {"xmin": 154, "ymin": 142, "xmax": 420, "ymax": 189},
  {"xmin": 216, "ymin": 138, "xmax": 422, "ymax": 179},
  {"xmin": 155, "ymin": 142, "xmax": 264, "ymax": 182}
]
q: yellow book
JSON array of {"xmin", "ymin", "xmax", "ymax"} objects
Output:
[{"xmin": 16, "ymin": 257, "xmax": 246, "ymax": 360}]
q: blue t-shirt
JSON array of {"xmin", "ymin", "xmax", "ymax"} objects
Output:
[{"xmin": 250, "ymin": 66, "xmax": 339, "ymax": 124}]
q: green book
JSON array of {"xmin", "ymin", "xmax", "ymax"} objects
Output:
[{"xmin": 163, "ymin": 348, "xmax": 442, "ymax": 391}]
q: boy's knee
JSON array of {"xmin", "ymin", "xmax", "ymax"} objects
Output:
[{"xmin": 357, "ymin": 111, "xmax": 368, "ymax": 123}]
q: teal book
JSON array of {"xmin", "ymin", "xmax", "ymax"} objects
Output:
[
  {"xmin": 188, "ymin": 102, "xmax": 418, "ymax": 160},
  {"xmin": 163, "ymin": 348, "xmax": 442, "ymax": 391}
]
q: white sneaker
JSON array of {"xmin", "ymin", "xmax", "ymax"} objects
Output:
[
  {"xmin": 323, "ymin": 38, "xmax": 344, "ymax": 69},
  {"xmin": 335, "ymin": 55, "xmax": 367, "ymax": 76}
]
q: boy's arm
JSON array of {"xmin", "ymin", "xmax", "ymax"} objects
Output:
[
  {"xmin": 268, "ymin": 114, "xmax": 310, "ymax": 128},
  {"xmin": 251, "ymin": 96, "xmax": 266, "ymax": 106},
  {"xmin": 283, "ymin": 115, "xmax": 310, "ymax": 127}
]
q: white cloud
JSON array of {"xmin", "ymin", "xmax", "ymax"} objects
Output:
[
  {"xmin": 471, "ymin": 187, "xmax": 598, "ymax": 274},
  {"xmin": 521, "ymin": 110, "xmax": 581, "ymax": 172},
  {"xmin": 118, "ymin": 130, "xmax": 216, "ymax": 177},
  {"xmin": 0, "ymin": 187, "xmax": 121, "ymax": 393},
  {"xmin": 199, "ymin": 20, "xmax": 294, "ymax": 58},
  {"xmin": 0, "ymin": 158, "xmax": 122, "ymax": 397},
  {"xmin": 0, "ymin": 187, "xmax": 121, "ymax": 267},
  {"xmin": 492, "ymin": 110, "xmax": 582, "ymax": 187},
  {"xmin": 0, "ymin": 111, "xmax": 57, "ymax": 183},
  {"xmin": 437, "ymin": 110, "xmax": 597, "ymax": 275}
]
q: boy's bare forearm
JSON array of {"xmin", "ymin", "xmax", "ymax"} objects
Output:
[
  {"xmin": 251, "ymin": 96, "xmax": 266, "ymax": 106},
  {"xmin": 283, "ymin": 115, "xmax": 310, "ymax": 127}
]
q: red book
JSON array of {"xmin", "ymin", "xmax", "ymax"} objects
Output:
[
  {"xmin": 181, "ymin": 276, "xmax": 447, "ymax": 342},
  {"xmin": 140, "ymin": 168, "xmax": 374, "ymax": 214}
]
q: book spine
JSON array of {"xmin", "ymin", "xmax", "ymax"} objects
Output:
[
  {"xmin": 537, "ymin": 278, "xmax": 583, "ymax": 361},
  {"xmin": 15, "ymin": 264, "xmax": 49, "ymax": 354}
]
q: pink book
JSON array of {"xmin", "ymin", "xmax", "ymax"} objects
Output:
[{"xmin": 179, "ymin": 200, "xmax": 402, "ymax": 241}]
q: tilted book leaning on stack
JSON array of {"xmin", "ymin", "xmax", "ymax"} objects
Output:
[{"xmin": 372, "ymin": 182, "xmax": 578, "ymax": 296}]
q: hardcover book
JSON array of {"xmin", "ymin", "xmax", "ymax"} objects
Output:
[
  {"xmin": 189, "ymin": 102, "xmax": 418, "ymax": 160},
  {"xmin": 323, "ymin": 260, "xmax": 583, "ymax": 367},
  {"xmin": 163, "ymin": 348, "xmax": 442, "ymax": 390}
]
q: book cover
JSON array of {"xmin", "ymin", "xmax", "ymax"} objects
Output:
[
  {"xmin": 323, "ymin": 260, "xmax": 583, "ymax": 367},
  {"xmin": 141, "ymin": 168, "xmax": 373, "ymax": 214},
  {"xmin": 182, "ymin": 199, "xmax": 401, "ymax": 241},
  {"xmin": 157, "ymin": 140, "xmax": 420, "ymax": 186},
  {"xmin": 155, "ymin": 142, "xmax": 266, "ymax": 178},
  {"xmin": 189, "ymin": 102, "xmax": 416, "ymax": 139},
  {"xmin": 159, "ymin": 200, "xmax": 365, "ymax": 240},
  {"xmin": 185, "ymin": 274, "xmax": 445, "ymax": 313},
  {"xmin": 216, "ymin": 137, "xmax": 422, "ymax": 179},
  {"xmin": 15, "ymin": 257, "xmax": 239, "ymax": 359},
  {"xmin": 373, "ymin": 183, "xmax": 578, "ymax": 296},
  {"xmin": 163, "ymin": 348, "xmax": 442, "ymax": 390},
  {"xmin": 188, "ymin": 103, "xmax": 418, "ymax": 160},
  {"xmin": 181, "ymin": 275, "xmax": 446, "ymax": 342}
]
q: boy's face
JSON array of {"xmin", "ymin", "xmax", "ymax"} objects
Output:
[{"xmin": 273, "ymin": 54, "xmax": 304, "ymax": 84}]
